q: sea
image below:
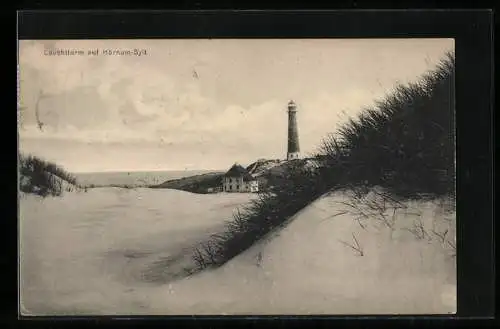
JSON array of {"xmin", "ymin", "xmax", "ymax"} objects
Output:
[{"xmin": 74, "ymin": 170, "xmax": 222, "ymax": 187}]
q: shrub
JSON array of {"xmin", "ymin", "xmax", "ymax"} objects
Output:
[{"xmin": 19, "ymin": 153, "xmax": 78, "ymax": 197}]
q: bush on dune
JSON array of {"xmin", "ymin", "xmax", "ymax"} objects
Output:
[
  {"xmin": 19, "ymin": 154, "xmax": 79, "ymax": 197},
  {"xmin": 318, "ymin": 51, "xmax": 455, "ymax": 200},
  {"xmin": 192, "ymin": 52, "xmax": 456, "ymax": 271},
  {"xmin": 194, "ymin": 165, "xmax": 324, "ymax": 269}
]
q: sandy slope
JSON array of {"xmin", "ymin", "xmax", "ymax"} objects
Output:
[
  {"xmin": 19, "ymin": 188, "xmax": 456, "ymax": 316},
  {"xmin": 19, "ymin": 188, "xmax": 255, "ymax": 315},
  {"xmin": 139, "ymin": 191, "xmax": 456, "ymax": 315}
]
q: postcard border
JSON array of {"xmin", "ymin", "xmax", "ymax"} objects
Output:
[{"xmin": 13, "ymin": 9, "xmax": 495, "ymax": 324}]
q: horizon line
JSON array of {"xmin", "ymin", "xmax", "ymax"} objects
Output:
[
  {"xmin": 72, "ymin": 168, "xmax": 226, "ymax": 174},
  {"xmin": 71, "ymin": 156, "xmax": 317, "ymax": 174}
]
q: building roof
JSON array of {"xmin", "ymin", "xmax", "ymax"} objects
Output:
[{"xmin": 224, "ymin": 163, "xmax": 255, "ymax": 181}]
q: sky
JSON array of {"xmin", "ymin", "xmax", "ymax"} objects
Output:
[{"xmin": 18, "ymin": 38, "xmax": 454, "ymax": 173}]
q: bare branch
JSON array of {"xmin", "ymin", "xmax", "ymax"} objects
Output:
[
  {"xmin": 353, "ymin": 216, "xmax": 367, "ymax": 230},
  {"xmin": 431, "ymin": 228, "xmax": 449, "ymax": 243},
  {"xmin": 447, "ymin": 239, "xmax": 456, "ymax": 251},
  {"xmin": 338, "ymin": 233, "xmax": 364, "ymax": 256},
  {"xmin": 319, "ymin": 211, "xmax": 348, "ymax": 223}
]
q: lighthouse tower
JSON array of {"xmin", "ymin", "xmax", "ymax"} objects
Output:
[{"xmin": 286, "ymin": 100, "xmax": 300, "ymax": 160}]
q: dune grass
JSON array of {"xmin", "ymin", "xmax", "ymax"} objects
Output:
[
  {"xmin": 317, "ymin": 51, "xmax": 455, "ymax": 200},
  {"xmin": 150, "ymin": 172, "xmax": 224, "ymax": 194},
  {"xmin": 192, "ymin": 51, "xmax": 456, "ymax": 270},
  {"xmin": 19, "ymin": 154, "xmax": 80, "ymax": 197}
]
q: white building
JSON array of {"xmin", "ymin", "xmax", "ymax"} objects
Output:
[{"xmin": 222, "ymin": 163, "xmax": 259, "ymax": 193}]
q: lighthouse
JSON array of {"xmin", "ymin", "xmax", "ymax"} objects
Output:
[{"xmin": 286, "ymin": 100, "xmax": 300, "ymax": 160}]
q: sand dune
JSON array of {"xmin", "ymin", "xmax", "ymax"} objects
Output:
[
  {"xmin": 141, "ymin": 191, "xmax": 456, "ymax": 315},
  {"xmin": 19, "ymin": 188, "xmax": 255, "ymax": 315},
  {"xmin": 19, "ymin": 188, "xmax": 455, "ymax": 316}
]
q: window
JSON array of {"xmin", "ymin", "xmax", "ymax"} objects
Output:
[{"xmin": 237, "ymin": 185, "xmax": 239, "ymax": 190}]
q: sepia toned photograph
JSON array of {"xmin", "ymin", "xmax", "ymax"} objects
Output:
[{"xmin": 18, "ymin": 38, "xmax": 456, "ymax": 315}]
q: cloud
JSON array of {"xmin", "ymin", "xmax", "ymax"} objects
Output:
[
  {"xmin": 18, "ymin": 80, "xmax": 389, "ymax": 159},
  {"xmin": 18, "ymin": 39, "xmax": 454, "ymax": 171}
]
